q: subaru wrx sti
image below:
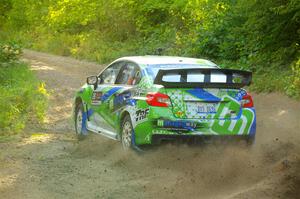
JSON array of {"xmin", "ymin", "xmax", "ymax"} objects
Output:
[{"xmin": 74, "ymin": 56, "xmax": 256, "ymax": 149}]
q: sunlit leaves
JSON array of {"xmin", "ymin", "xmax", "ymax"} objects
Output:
[
  {"xmin": 1, "ymin": 0, "xmax": 299, "ymax": 96},
  {"xmin": 47, "ymin": 0, "xmax": 98, "ymax": 31}
]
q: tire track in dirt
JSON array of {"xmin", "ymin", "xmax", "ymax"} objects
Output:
[{"xmin": 0, "ymin": 50, "xmax": 299, "ymax": 199}]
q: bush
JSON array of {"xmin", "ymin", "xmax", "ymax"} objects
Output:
[
  {"xmin": 285, "ymin": 58, "xmax": 300, "ymax": 99},
  {"xmin": 0, "ymin": 42, "xmax": 47, "ymax": 135},
  {"xmin": 0, "ymin": 42, "xmax": 22, "ymax": 63},
  {"xmin": 0, "ymin": 62, "xmax": 48, "ymax": 135}
]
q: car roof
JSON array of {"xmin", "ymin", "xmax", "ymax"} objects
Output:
[{"xmin": 114, "ymin": 56, "xmax": 217, "ymax": 67}]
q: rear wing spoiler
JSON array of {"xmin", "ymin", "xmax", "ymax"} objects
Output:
[{"xmin": 153, "ymin": 68, "xmax": 252, "ymax": 88}]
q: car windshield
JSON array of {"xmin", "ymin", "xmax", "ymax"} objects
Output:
[{"xmin": 146, "ymin": 64, "xmax": 217, "ymax": 81}]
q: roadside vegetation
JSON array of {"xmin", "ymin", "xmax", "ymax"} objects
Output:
[
  {"xmin": 0, "ymin": 0, "xmax": 299, "ymax": 98},
  {"xmin": 0, "ymin": 42, "xmax": 48, "ymax": 136}
]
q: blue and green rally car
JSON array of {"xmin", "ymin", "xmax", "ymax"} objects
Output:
[{"xmin": 74, "ymin": 56, "xmax": 256, "ymax": 149}]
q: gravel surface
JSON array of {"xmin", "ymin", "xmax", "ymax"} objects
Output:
[{"xmin": 0, "ymin": 50, "xmax": 299, "ymax": 199}]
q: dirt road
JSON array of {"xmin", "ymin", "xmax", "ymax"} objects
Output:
[{"xmin": 0, "ymin": 50, "xmax": 300, "ymax": 199}]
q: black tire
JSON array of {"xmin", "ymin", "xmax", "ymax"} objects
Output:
[
  {"xmin": 121, "ymin": 115, "xmax": 134, "ymax": 149},
  {"xmin": 120, "ymin": 115, "xmax": 145, "ymax": 152},
  {"xmin": 75, "ymin": 103, "xmax": 87, "ymax": 140}
]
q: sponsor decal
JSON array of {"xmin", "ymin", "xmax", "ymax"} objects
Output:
[
  {"xmin": 91, "ymin": 91, "xmax": 103, "ymax": 105},
  {"xmin": 157, "ymin": 119, "xmax": 197, "ymax": 131},
  {"xmin": 210, "ymin": 96, "xmax": 255, "ymax": 135},
  {"xmin": 135, "ymin": 108, "xmax": 149, "ymax": 122}
]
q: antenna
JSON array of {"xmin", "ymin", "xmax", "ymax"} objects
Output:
[{"xmin": 156, "ymin": 48, "xmax": 163, "ymax": 56}]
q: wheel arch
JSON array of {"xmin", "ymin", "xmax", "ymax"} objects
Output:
[
  {"xmin": 75, "ymin": 96, "xmax": 83, "ymax": 107},
  {"xmin": 74, "ymin": 96, "xmax": 87, "ymax": 120},
  {"xmin": 75, "ymin": 96, "xmax": 89, "ymax": 112},
  {"xmin": 120, "ymin": 110, "xmax": 130, "ymax": 125},
  {"xmin": 119, "ymin": 110, "xmax": 134, "ymax": 135}
]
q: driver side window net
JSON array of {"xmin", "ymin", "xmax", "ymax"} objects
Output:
[{"xmin": 116, "ymin": 63, "xmax": 141, "ymax": 85}]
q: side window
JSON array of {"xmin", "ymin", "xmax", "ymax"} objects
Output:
[
  {"xmin": 99, "ymin": 62, "xmax": 123, "ymax": 84},
  {"xmin": 116, "ymin": 63, "xmax": 141, "ymax": 85}
]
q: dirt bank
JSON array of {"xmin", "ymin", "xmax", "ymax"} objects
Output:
[{"xmin": 0, "ymin": 50, "xmax": 299, "ymax": 199}]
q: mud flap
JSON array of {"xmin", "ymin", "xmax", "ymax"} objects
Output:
[
  {"xmin": 81, "ymin": 111, "xmax": 88, "ymax": 135},
  {"xmin": 131, "ymin": 131, "xmax": 144, "ymax": 152}
]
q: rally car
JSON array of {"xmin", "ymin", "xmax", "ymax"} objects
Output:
[{"xmin": 74, "ymin": 56, "xmax": 256, "ymax": 149}]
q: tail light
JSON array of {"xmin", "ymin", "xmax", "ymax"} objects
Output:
[
  {"xmin": 146, "ymin": 92, "xmax": 171, "ymax": 107},
  {"xmin": 241, "ymin": 93, "xmax": 254, "ymax": 108}
]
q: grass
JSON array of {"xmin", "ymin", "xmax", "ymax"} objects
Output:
[
  {"xmin": 250, "ymin": 69, "xmax": 291, "ymax": 93},
  {"xmin": 0, "ymin": 62, "xmax": 48, "ymax": 135},
  {"xmin": 0, "ymin": 135, "xmax": 17, "ymax": 143}
]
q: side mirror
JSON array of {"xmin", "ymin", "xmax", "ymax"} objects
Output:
[{"xmin": 87, "ymin": 76, "xmax": 98, "ymax": 90}]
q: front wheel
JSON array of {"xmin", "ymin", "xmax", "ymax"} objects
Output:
[{"xmin": 75, "ymin": 103, "xmax": 87, "ymax": 140}]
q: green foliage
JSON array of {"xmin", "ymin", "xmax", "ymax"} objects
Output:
[
  {"xmin": 285, "ymin": 57, "xmax": 300, "ymax": 99},
  {"xmin": 0, "ymin": 0, "xmax": 12, "ymax": 27},
  {"xmin": 1, "ymin": 0, "xmax": 299, "ymax": 98},
  {"xmin": 196, "ymin": 0, "xmax": 300, "ymax": 66},
  {"xmin": 0, "ymin": 62, "xmax": 48, "ymax": 135},
  {"xmin": 0, "ymin": 42, "xmax": 22, "ymax": 63},
  {"xmin": 0, "ymin": 43, "xmax": 47, "ymax": 135}
]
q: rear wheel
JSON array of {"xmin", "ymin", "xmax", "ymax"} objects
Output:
[
  {"xmin": 121, "ymin": 115, "xmax": 133, "ymax": 149},
  {"xmin": 75, "ymin": 103, "xmax": 87, "ymax": 140}
]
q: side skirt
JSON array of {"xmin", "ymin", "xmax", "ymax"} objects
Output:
[{"xmin": 86, "ymin": 121, "xmax": 119, "ymax": 140}]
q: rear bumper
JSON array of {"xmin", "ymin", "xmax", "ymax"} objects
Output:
[
  {"xmin": 134, "ymin": 107, "xmax": 256, "ymax": 145},
  {"xmin": 151, "ymin": 134, "xmax": 252, "ymax": 145}
]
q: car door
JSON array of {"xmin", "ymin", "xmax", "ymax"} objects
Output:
[
  {"xmin": 111, "ymin": 62, "xmax": 142, "ymax": 122},
  {"xmin": 88, "ymin": 61, "xmax": 125, "ymax": 136}
]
